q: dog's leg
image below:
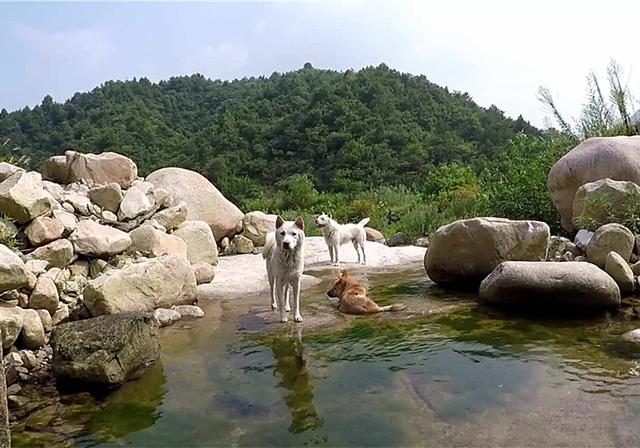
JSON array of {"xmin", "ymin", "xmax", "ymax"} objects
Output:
[
  {"xmin": 276, "ymin": 280, "xmax": 288, "ymax": 323},
  {"xmin": 333, "ymin": 244, "xmax": 340, "ymax": 267},
  {"xmin": 359, "ymin": 238, "xmax": 367, "ymax": 265},
  {"xmin": 353, "ymin": 240, "xmax": 361, "ymax": 264},
  {"xmin": 292, "ymin": 277, "xmax": 303, "ymax": 322},
  {"xmin": 268, "ymin": 269, "xmax": 277, "ymax": 309},
  {"xmin": 328, "ymin": 244, "xmax": 335, "ymax": 265},
  {"xmin": 284, "ymin": 284, "xmax": 291, "ymax": 312}
]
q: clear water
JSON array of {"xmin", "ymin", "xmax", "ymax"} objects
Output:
[{"xmin": 12, "ymin": 269, "xmax": 640, "ymax": 447}]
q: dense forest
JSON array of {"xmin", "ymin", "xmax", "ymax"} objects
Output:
[{"xmin": 0, "ymin": 64, "xmax": 571, "ymax": 239}]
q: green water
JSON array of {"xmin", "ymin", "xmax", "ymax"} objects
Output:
[{"xmin": 12, "ymin": 270, "xmax": 640, "ymax": 447}]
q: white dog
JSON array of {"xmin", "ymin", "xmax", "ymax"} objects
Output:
[
  {"xmin": 314, "ymin": 213, "xmax": 369, "ymax": 266},
  {"xmin": 262, "ymin": 216, "xmax": 305, "ymax": 323}
]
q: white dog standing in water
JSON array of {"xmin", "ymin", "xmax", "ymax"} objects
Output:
[
  {"xmin": 262, "ymin": 216, "xmax": 305, "ymax": 323},
  {"xmin": 314, "ymin": 213, "xmax": 369, "ymax": 266}
]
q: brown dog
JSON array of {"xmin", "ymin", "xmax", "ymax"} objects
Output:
[{"xmin": 326, "ymin": 270, "xmax": 406, "ymax": 314}]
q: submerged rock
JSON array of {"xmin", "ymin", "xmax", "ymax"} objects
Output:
[
  {"xmin": 479, "ymin": 261, "xmax": 620, "ymax": 308},
  {"xmin": 51, "ymin": 312, "xmax": 160, "ymax": 388}
]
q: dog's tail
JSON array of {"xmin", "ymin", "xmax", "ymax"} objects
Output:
[
  {"xmin": 378, "ymin": 303, "xmax": 407, "ymax": 312},
  {"xmin": 357, "ymin": 217, "xmax": 371, "ymax": 227}
]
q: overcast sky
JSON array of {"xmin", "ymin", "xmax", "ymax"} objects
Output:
[{"xmin": 1, "ymin": 0, "xmax": 639, "ymax": 128}]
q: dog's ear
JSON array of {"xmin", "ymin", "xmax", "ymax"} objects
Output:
[
  {"xmin": 276, "ymin": 215, "xmax": 284, "ymax": 229},
  {"xmin": 328, "ymin": 213, "xmax": 332, "ymax": 219},
  {"xmin": 294, "ymin": 216, "xmax": 304, "ymax": 230}
]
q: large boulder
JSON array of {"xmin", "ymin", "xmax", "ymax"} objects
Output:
[
  {"xmin": 479, "ymin": 261, "xmax": 621, "ymax": 308},
  {"xmin": 24, "ymin": 216, "xmax": 65, "ymax": 247},
  {"xmin": 424, "ymin": 217, "xmax": 550, "ymax": 284},
  {"xmin": 604, "ymin": 251, "xmax": 635, "ymax": 293},
  {"xmin": 83, "ymin": 255, "xmax": 197, "ymax": 316},
  {"xmin": 585, "ymin": 223, "xmax": 634, "ymax": 268},
  {"xmin": 572, "ymin": 178, "xmax": 640, "ymax": 229},
  {"xmin": 62, "ymin": 151, "xmax": 138, "ymax": 188},
  {"xmin": 0, "ymin": 244, "xmax": 30, "ymax": 293},
  {"xmin": 129, "ymin": 225, "xmax": 187, "ymax": 259},
  {"xmin": 42, "ymin": 155, "xmax": 69, "ymax": 184},
  {"xmin": 0, "ymin": 162, "xmax": 25, "ymax": 183},
  {"xmin": 241, "ymin": 211, "xmax": 277, "ymax": 246},
  {"xmin": 50, "ymin": 312, "xmax": 160, "ymax": 388},
  {"xmin": 173, "ymin": 220, "xmax": 218, "ymax": 265},
  {"xmin": 548, "ymin": 136, "xmax": 640, "ymax": 232},
  {"xmin": 69, "ymin": 220, "xmax": 131, "ymax": 257},
  {"xmin": 25, "ymin": 239, "xmax": 74, "ymax": 268},
  {"xmin": 146, "ymin": 167, "xmax": 243, "ymax": 241},
  {"xmin": 0, "ymin": 171, "xmax": 52, "ymax": 223}
]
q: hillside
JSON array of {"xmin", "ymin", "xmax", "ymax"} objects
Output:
[{"xmin": 0, "ymin": 64, "xmax": 538, "ymax": 204}]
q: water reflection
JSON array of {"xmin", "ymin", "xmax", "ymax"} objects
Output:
[{"xmin": 270, "ymin": 329, "xmax": 323, "ymax": 433}]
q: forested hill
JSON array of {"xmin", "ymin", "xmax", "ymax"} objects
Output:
[{"xmin": 0, "ymin": 64, "xmax": 538, "ymax": 200}]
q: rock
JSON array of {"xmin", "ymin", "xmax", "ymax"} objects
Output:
[
  {"xmin": 241, "ymin": 211, "xmax": 277, "ymax": 246},
  {"xmin": 24, "ymin": 216, "xmax": 65, "ymax": 247},
  {"xmin": 585, "ymin": 223, "xmax": 634, "ymax": 268},
  {"xmin": 0, "ymin": 306, "xmax": 24, "ymax": 349},
  {"xmin": 192, "ymin": 263, "xmax": 215, "ymax": 285},
  {"xmin": 129, "ymin": 225, "xmax": 187, "ymax": 259},
  {"xmin": 173, "ymin": 305, "xmax": 205, "ymax": 319},
  {"xmin": 549, "ymin": 236, "xmax": 570, "ymax": 255},
  {"xmin": 604, "ymin": 251, "xmax": 635, "ymax": 293},
  {"xmin": 572, "ymin": 178, "xmax": 640, "ymax": 229},
  {"xmin": 151, "ymin": 201, "xmax": 187, "ymax": 231},
  {"xmin": 64, "ymin": 192, "xmax": 91, "ymax": 216},
  {"xmin": 479, "ymin": 261, "xmax": 621, "ymax": 308},
  {"xmin": 21, "ymin": 350, "xmax": 38, "ymax": 369},
  {"xmin": 565, "ymin": 242, "xmax": 581, "ymax": 256},
  {"xmin": 52, "ymin": 209, "xmax": 78, "ymax": 235},
  {"xmin": 0, "ymin": 171, "xmax": 52, "ymax": 223},
  {"xmin": 365, "ymin": 227, "xmax": 385, "ymax": 243},
  {"xmin": 622, "ymin": 329, "xmax": 640, "ymax": 343},
  {"xmin": 89, "ymin": 259, "xmax": 108, "ymax": 278},
  {"xmin": 5, "ymin": 353, "xmax": 22, "ymax": 367},
  {"xmin": 547, "ymin": 136, "xmax": 640, "ymax": 232},
  {"xmin": 118, "ymin": 186, "xmax": 152, "ymax": 221},
  {"xmin": 83, "ymin": 255, "xmax": 197, "ymax": 316},
  {"xmin": 387, "ymin": 232, "xmax": 407, "ymax": 247},
  {"xmin": 101, "ymin": 210, "xmax": 117, "ymax": 222},
  {"xmin": 0, "ymin": 162, "xmax": 25, "ymax": 183},
  {"xmin": 152, "ymin": 308, "xmax": 181, "ymax": 327},
  {"xmin": 42, "ymin": 155, "xmax": 69, "ymax": 183},
  {"xmin": 631, "ymin": 261, "xmax": 640, "ymax": 276},
  {"xmin": 232, "ymin": 234, "xmax": 254, "ymax": 254},
  {"xmin": 36, "ymin": 309, "xmax": 52, "ymax": 333},
  {"xmin": 62, "ymin": 151, "xmax": 138, "ymax": 188},
  {"xmin": 0, "ymin": 244, "xmax": 30, "ymax": 293},
  {"xmin": 51, "ymin": 303, "xmax": 70, "ymax": 326},
  {"xmin": 61, "ymin": 202, "xmax": 74, "ymax": 213},
  {"xmin": 25, "ymin": 239, "xmax": 74, "ymax": 268},
  {"xmin": 50, "ymin": 312, "xmax": 160, "ymax": 387},
  {"xmin": 562, "ymin": 251, "xmax": 575, "ymax": 261},
  {"xmin": 42, "ymin": 180, "xmax": 64, "ymax": 202},
  {"xmin": 25, "ymin": 259, "xmax": 48, "ymax": 276},
  {"xmin": 69, "ymin": 220, "xmax": 131, "ymax": 257},
  {"xmin": 415, "ymin": 237, "xmax": 430, "ymax": 248},
  {"xmin": 28, "ymin": 277, "xmax": 59, "ymax": 315},
  {"xmin": 69, "ymin": 260, "xmax": 90, "ymax": 278},
  {"xmin": 173, "ymin": 220, "xmax": 218, "ymax": 265},
  {"xmin": 146, "ymin": 167, "xmax": 243, "ymax": 241},
  {"xmin": 88, "ymin": 182, "xmax": 123, "ymax": 213},
  {"xmin": 19, "ymin": 309, "xmax": 45, "ymax": 349},
  {"xmin": 220, "ymin": 237, "xmax": 230, "ymax": 250},
  {"xmin": 424, "ymin": 217, "xmax": 550, "ymax": 284}
]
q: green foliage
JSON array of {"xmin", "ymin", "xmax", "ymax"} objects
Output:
[{"xmin": 0, "ymin": 214, "xmax": 19, "ymax": 250}]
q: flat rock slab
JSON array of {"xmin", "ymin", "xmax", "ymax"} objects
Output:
[{"xmin": 198, "ymin": 237, "xmax": 426, "ymax": 300}]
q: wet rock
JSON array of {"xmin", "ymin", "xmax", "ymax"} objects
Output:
[
  {"xmin": 69, "ymin": 220, "xmax": 131, "ymax": 258},
  {"xmin": 585, "ymin": 223, "xmax": 634, "ymax": 268},
  {"xmin": 153, "ymin": 308, "xmax": 181, "ymax": 327},
  {"xmin": 83, "ymin": 255, "xmax": 197, "ymax": 316},
  {"xmin": 173, "ymin": 305, "xmax": 205, "ymax": 319},
  {"xmin": 480, "ymin": 261, "xmax": 621, "ymax": 308},
  {"xmin": 604, "ymin": 251, "xmax": 635, "ymax": 293},
  {"xmin": 51, "ymin": 312, "xmax": 160, "ymax": 387}
]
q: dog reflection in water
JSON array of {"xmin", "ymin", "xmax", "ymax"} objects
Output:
[{"xmin": 271, "ymin": 330, "xmax": 322, "ymax": 433}]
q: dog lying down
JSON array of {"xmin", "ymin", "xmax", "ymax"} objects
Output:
[{"xmin": 327, "ymin": 270, "xmax": 406, "ymax": 314}]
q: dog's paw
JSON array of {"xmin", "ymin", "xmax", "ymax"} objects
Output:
[
  {"xmin": 332, "ymin": 262, "xmax": 340, "ymax": 267},
  {"xmin": 271, "ymin": 302, "xmax": 278, "ymax": 310},
  {"xmin": 280, "ymin": 316, "xmax": 289, "ymax": 323},
  {"xmin": 285, "ymin": 305, "xmax": 291, "ymax": 312},
  {"xmin": 294, "ymin": 314, "xmax": 304, "ymax": 323}
]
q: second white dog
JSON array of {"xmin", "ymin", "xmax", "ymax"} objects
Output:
[
  {"xmin": 263, "ymin": 216, "xmax": 305, "ymax": 323},
  {"xmin": 314, "ymin": 213, "xmax": 369, "ymax": 266}
]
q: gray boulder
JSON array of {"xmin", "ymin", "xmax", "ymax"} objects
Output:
[
  {"xmin": 69, "ymin": 220, "xmax": 131, "ymax": 257},
  {"xmin": 0, "ymin": 244, "xmax": 30, "ymax": 293},
  {"xmin": 0, "ymin": 171, "xmax": 52, "ymax": 223},
  {"xmin": 51, "ymin": 312, "xmax": 160, "ymax": 387},
  {"xmin": 173, "ymin": 220, "xmax": 218, "ymax": 265},
  {"xmin": 585, "ymin": 223, "xmax": 634, "ymax": 268},
  {"xmin": 146, "ymin": 167, "xmax": 243, "ymax": 241},
  {"xmin": 63, "ymin": 150, "xmax": 138, "ymax": 188},
  {"xmin": 479, "ymin": 261, "xmax": 620, "ymax": 308},
  {"xmin": 548, "ymin": 136, "xmax": 640, "ymax": 231},
  {"xmin": 153, "ymin": 308, "xmax": 181, "ymax": 327},
  {"xmin": 83, "ymin": 255, "xmax": 197, "ymax": 316},
  {"xmin": 424, "ymin": 217, "xmax": 550, "ymax": 284},
  {"xmin": 241, "ymin": 211, "xmax": 277, "ymax": 246}
]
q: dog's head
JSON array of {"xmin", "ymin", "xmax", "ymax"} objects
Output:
[
  {"xmin": 275, "ymin": 215, "xmax": 305, "ymax": 251},
  {"xmin": 314, "ymin": 212, "xmax": 332, "ymax": 228},
  {"xmin": 327, "ymin": 270, "xmax": 351, "ymax": 298}
]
